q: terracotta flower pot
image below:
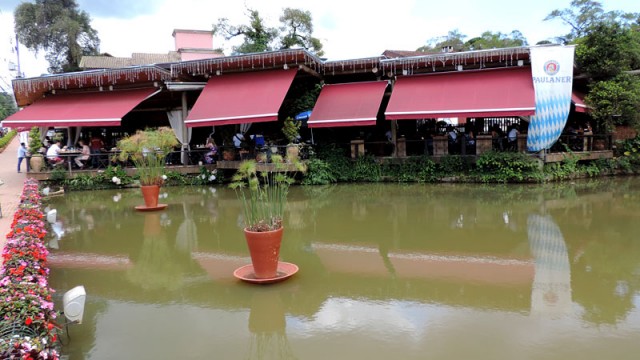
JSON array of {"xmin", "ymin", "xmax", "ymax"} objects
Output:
[
  {"xmin": 244, "ymin": 227, "xmax": 283, "ymax": 279},
  {"xmin": 140, "ymin": 185, "xmax": 160, "ymax": 208},
  {"xmin": 29, "ymin": 156, "xmax": 44, "ymax": 172}
]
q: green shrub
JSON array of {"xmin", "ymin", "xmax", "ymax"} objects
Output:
[
  {"xmin": 476, "ymin": 151, "xmax": 541, "ymax": 183},
  {"xmin": 302, "ymin": 158, "xmax": 336, "ymax": 185},
  {"xmin": 0, "ymin": 130, "xmax": 17, "ymax": 149},
  {"xmin": 381, "ymin": 157, "xmax": 437, "ymax": 182}
]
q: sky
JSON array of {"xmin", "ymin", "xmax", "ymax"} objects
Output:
[{"xmin": 0, "ymin": 0, "xmax": 638, "ymax": 91}]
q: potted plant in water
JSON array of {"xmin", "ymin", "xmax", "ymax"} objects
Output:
[
  {"xmin": 229, "ymin": 155, "xmax": 305, "ymax": 280},
  {"xmin": 117, "ymin": 127, "xmax": 178, "ymax": 210}
]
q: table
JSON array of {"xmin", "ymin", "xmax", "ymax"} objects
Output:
[{"xmin": 57, "ymin": 151, "xmax": 82, "ymax": 172}]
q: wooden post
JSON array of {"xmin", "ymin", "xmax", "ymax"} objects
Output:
[
  {"xmin": 475, "ymin": 135, "xmax": 493, "ymax": 155},
  {"xmin": 350, "ymin": 140, "xmax": 365, "ymax": 158},
  {"xmin": 396, "ymin": 137, "xmax": 406, "ymax": 157},
  {"xmin": 433, "ymin": 136, "xmax": 448, "ymax": 156}
]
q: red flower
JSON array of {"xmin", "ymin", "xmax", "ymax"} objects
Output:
[{"xmin": 25, "ymin": 317, "xmax": 32, "ymax": 325}]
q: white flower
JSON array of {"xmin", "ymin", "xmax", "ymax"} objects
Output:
[
  {"xmin": 208, "ymin": 175, "xmax": 216, "ymax": 181},
  {"xmin": 162, "ymin": 174, "xmax": 167, "ymax": 180},
  {"xmin": 200, "ymin": 174, "xmax": 206, "ymax": 179},
  {"xmin": 112, "ymin": 176, "xmax": 120, "ymax": 184}
]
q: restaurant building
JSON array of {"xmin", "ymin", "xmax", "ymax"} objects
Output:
[{"xmin": 2, "ymin": 30, "xmax": 608, "ymax": 170}]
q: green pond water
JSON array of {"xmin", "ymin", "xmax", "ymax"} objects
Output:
[{"xmin": 45, "ymin": 179, "xmax": 640, "ymax": 359}]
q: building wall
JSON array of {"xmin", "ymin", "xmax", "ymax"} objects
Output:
[{"xmin": 173, "ymin": 30, "xmax": 214, "ymax": 51}]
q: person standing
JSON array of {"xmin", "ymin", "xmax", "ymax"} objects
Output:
[{"xmin": 17, "ymin": 142, "xmax": 30, "ymax": 173}]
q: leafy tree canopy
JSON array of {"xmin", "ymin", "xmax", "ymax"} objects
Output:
[
  {"xmin": 548, "ymin": 1, "xmax": 640, "ymax": 129},
  {"xmin": 545, "ymin": 0, "xmax": 639, "ymax": 43},
  {"xmin": 585, "ymin": 73, "xmax": 640, "ymax": 131},
  {"xmin": 416, "ymin": 29, "xmax": 527, "ymax": 53},
  {"xmin": 14, "ymin": 0, "xmax": 100, "ymax": 74},
  {"xmin": 416, "ymin": 29, "xmax": 466, "ymax": 53},
  {"xmin": 575, "ymin": 21, "xmax": 640, "ymax": 80},
  {"xmin": 213, "ymin": 7, "xmax": 324, "ymax": 56},
  {"xmin": 0, "ymin": 93, "xmax": 18, "ymax": 121},
  {"xmin": 278, "ymin": 8, "xmax": 324, "ymax": 56},
  {"xmin": 465, "ymin": 30, "xmax": 528, "ymax": 50},
  {"xmin": 214, "ymin": 8, "xmax": 277, "ymax": 54}
]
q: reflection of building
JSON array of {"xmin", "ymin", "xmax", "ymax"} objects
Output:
[{"xmin": 527, "ymin": 214, "xmax": 572, "ymax": 317}]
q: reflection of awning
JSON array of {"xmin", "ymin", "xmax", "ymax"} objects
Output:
[
  {"xmin": 385, "ymin": 67, "xmax": 536, "ymax": 119},
  {"xmin": 308, "ymin": 81, "xmax": 388, "ymax": 128},
  {"xmin": 572, "ymin": 91, "xmax": 588, "ymax": 113},
  {"xmin": 1, "ymin": 88, "xmax": 160, "ymax": 128},
  {"xmin": 185, "ymin": 69, "xmax": 297, "ymax": 127}
]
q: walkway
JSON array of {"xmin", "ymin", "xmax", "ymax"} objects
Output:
[{"xmin": 0, "ymin": 137, "xmax": 29, "ymax": 248}]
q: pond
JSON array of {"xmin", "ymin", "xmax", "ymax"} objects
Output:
[{"xmin": 45, "ymin": 179, "xmax": 640, "ymax": 359}]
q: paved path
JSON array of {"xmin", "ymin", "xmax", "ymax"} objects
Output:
[{"xmin": 0, "ymin": 136, "xmax": 29, "ymax": 248}]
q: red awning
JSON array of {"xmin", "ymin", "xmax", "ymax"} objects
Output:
[
  {"xmin": 308, "ymin": 81, "xmax": 388, "ymax": 128},
  {"xmin": 572, "ymin": 91, "xmax": 588, "ymax": 113},
  {"xmin": 2, "ymin": 88, "xmax": 160, "ymax": 128},
  {"xmin": 385, "ymin": 67, "xmax": 536, "ymax": 120},
  {"xmin": 185, "ymin": 69, "xmax": 298, "ymax": 127}
]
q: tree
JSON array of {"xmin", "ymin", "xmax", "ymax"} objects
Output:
[
  {"xmin": 464, "ymin": 30, "xmax": 528, "ymax": 51},
  {"xmin": 14, "ymin": 0, "xmax": 100, "ymax": 74},
  {"xmin": 278, "ymin": 8, "xmax": 324, "ymax": 56},
  {"xmin": 417, "ymin": 29, "xmax": 527, "ymax": 53},
  {"xmin": 545, "ymin": 0, "xmax": 639, "ymax": 43},
  {"xmin": 214, "ymin": 8, "xmax": 277, "ymax": 54},
  {"xmin": 0, "ymin": 93, "xmax": 17, "ymax": 121},
  {"xmin": 417, "ymin": 29, "xmax": 466, "ymax": 53},
  {"xmin": 214, "ymin": 7, "xmax": 324, "ymax": 56},
  {"xmin": 575, "ymin": 21, "xmax": 640, "ymax": 80},
  {"xmin": 585, "ymin": 74, "xmax": 640, "ymax": 131}
]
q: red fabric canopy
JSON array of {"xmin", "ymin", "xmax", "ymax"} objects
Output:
[
  {"xmin": 385, "ymin": 67, "xmax": 536, "ymax": 120},
  {"xmin": 185, "ymin": 69, "xmax": 298, "ymax": 127},
  {"xmin": 572, "ymin": 91, "xmax": 588, "ymax": 113},
  {"xmin": 308, "ymin": 81, "xmax": 388, "ymax": 128},
  {"xmin": 1, "ymin": 88, "xmax": 159, "ymax": 128}
]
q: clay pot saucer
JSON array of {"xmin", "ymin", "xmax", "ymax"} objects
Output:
[
  {"xmin": 234, "ymin": 262, "xmax": 299, "ymax": 284},
  {"xmin": 134, "ymin": 204, "xmax": 168, "ymax": 212}
]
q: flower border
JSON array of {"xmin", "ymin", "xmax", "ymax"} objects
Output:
[{"xmin": 0, "ymin": 179, "xmax": 60, "ymax": 360}]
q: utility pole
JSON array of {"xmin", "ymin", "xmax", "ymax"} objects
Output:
[{"xmin": 15, "ymin": 34, "xmax": 22, "ymax": 78}]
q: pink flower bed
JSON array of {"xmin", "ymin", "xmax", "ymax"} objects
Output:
[{"xmin": 0, "ymin": 179, "xmax": 60, "ymax": 359}]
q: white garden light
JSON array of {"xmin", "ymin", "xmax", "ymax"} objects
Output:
[{"xmin": 63, "ymin": 286, "xmax": 86, "ymax": 324}]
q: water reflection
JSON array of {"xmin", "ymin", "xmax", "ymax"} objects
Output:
[
  {"xmin": 527, "ymin": 214, "xmax": 571, "ymax": 317},
  {"xmin": 45, "ymin": 179, "xmax": 640, "ymax": 359}
]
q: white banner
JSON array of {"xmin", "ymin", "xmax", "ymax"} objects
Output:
[{"xmin": 527, "ymin": 45, "xmax": 575, "ymax": 152}]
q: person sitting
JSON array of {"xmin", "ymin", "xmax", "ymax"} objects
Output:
[
  {"xmin": 46, "ymin": 140, "xmax": 64, "ymax": 166},
  {"xmin": 233, "ymin": 132, "xmax": 245, "ymax": 149},
  {"xmin": 491, "ymin": 125, "xmax": 505, "ymax": 151},
  {"xmin": 204, "ymin": 138, "xmax": 218, "ymax": 164},
  {"xmin": 507, "ymin": 125, "xmax": 519, "ymax": 151},
  {"xmin": 74, "ymin": 139, "xmax": 91, "ymax": 168}
]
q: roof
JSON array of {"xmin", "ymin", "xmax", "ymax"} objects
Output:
[
  {"xmin": 80, "ymin": 52, "xmax": 182, "ymax": 69},
  {"xmin": 382, "ymin": 50, "xmax": 431, "ymax": 58}
]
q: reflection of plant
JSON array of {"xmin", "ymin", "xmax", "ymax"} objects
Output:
[
  {"xmin": 127, "ymin": 213, "xmax": 184, "ymax": 291},
  {"xmin": 117, "ymin": 127, "xmax": 179, "ymax": 186}
]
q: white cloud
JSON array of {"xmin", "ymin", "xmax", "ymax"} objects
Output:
[{"xmin": 1, "ymin": 0, "xmax": 639, "ymax": 83}]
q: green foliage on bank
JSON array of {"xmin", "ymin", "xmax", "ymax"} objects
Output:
[
  {"xmin": 45, "ymin": 166, "xmax": 221, "ymax": 191},
  {"xmin": 0, "ymin": 129, "xmax": 17, "ymax": 150},
  {"xmin": 301, "ymin": 143, "xmax": 640, "ymax": 185}
]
